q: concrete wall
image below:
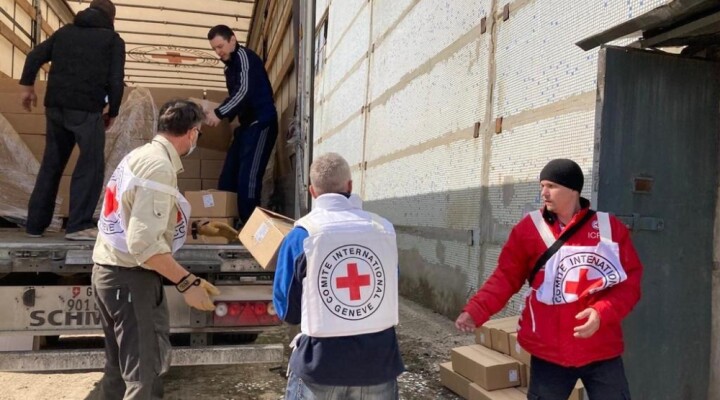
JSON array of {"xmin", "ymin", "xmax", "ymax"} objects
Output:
[{"xmin": 312, "ymin": 0, "xmax": 671, "ymax": 318}]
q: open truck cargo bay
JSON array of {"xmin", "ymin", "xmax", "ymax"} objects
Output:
[{"xmin": 0, "ymin": 0, "xmax": 299, "ymax": 371}]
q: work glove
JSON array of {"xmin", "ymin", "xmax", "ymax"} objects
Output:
[
  {"xmin": 192, "ymin": 220, "xmax": 239, "ymax": 242},
  {"xmin": 176, "ymin": 273, "xmax": 221, "ymax": 311}
]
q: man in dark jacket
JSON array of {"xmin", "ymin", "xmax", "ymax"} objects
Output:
[
  {"xmin": 20, "ymin": 0, "xmax": 125, "ymax": 241},
  {"xmin": 206, "ymin": 25, "xmax": 278, "ymax": 224}
]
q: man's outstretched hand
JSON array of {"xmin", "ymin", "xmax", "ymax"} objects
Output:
[{"xmin": 455, "ymin": 311, "xmax": 477, "ymax": 333}]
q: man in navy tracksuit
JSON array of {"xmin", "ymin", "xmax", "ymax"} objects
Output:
[{"xmin": 206, "ymin": 25, "xmax": 278, "ymax": 223}]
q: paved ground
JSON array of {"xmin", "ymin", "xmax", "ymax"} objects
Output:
[{"xmin": 0, "ymin": 298, "xmax": 473, "ymax": 400}]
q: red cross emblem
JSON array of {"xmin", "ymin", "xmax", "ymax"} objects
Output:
[
  {"xmin": 336, "ymin": 263, "xmax": 371, "ymax": 301},
  {"xmin": 151, "ymin": 51, "xmax": 198, "ymax": 65},
  {"xmin": 564, "ymin": 268, "xmax": 604, "ymax": 298},
  {"xmin": 103, "ymin": 184, "xmax": 119, "ymax": 217}
]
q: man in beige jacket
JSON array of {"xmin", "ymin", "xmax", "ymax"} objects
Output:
[{"xmin": 92, "ymin": 99, "xmax": 219, "ymax": 399}]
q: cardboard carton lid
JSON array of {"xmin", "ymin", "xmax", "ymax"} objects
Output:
[{"xmin": 452, "ymin": 345, "xmax": 519, "ymax": 366}]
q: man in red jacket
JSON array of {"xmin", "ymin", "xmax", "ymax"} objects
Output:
[{"xmin": 456, "ymin": 159, "xmax": 642, "ymax": 400}]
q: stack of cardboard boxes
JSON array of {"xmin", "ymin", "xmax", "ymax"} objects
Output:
[
  {"xmin": 184, "ymin": 190, "xmax": 239, "ymax": 244},
  {"xmin": 440, "ymin": 316, "xmax": 585, "ymax": 400},
  {"xmin": 0, "ymin": 78, "xmax": 233, "ymax": 218}
]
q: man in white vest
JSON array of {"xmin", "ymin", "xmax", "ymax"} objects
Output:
[
  {"xmin": 273, "ymin": 152, "xmax": 404, "ymax": 399},
  {"xmin": 455, "ymin": 159, "xmax": 643, "ymax": 400},
  {"xmin": 92, "ymin": 100, "xmax": 220, "ymax": 399}
]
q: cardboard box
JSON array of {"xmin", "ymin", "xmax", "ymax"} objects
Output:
[
  {"xmin": 185, "ymin": 190, "xmax": 238, "ymax": 217},
  {"xmin": 4, "ymin": 113, "xmax": 46, "ymax": 134},
  {"xmin": 440, "ymin": 362, "xmax": 471, "ymax": 399},
  {"xmin": 178, "ymin": 159, "xmax": 201, "ymax": 179},
  {"xmin": 57, "ymin": 176, "xmax": 71, "ymax": 216},
  {"xmin": 177, "ymin": 178, "xmax": 202, "ymax": 193},
  {"xmin": 200, "ymin": 147, "xmax": 227, "ymax": 160},
  {"xmin": 202, "ymin": 179, "xmax": 219, "ymax": 190},
  {"xmin": 490, "ymin": 320, "xmax": 519, "ymax": 355},
  {"xmin": 569, "ymin": 380, "xmax": 585, "ymax": 400},
  {"xmin": 184, "ymin": 217, "xmax": 235, "ymax": 245},
  {"xmin": 469, "ymin": 384, "xmax": 525, "ymax": 400},
  {"xmin": 200, "ymin": 159, "xmax": 224, "ymax": 180},
  {"xmin": 20, "ymin": 134, "xmax": 79, "ymax": 174},
  {"xmin": 451, "ymin": 345, "xmax": 521, "ymax": 391},
  {"xmin": 188, "ymin": 96, "xmax": 233, "ymax": 151},
  {"xmin": 508, "ymin": 332, "xmax": 532, "ymax": 366},
  {"xmin": 477, "ymin": 316, "xmax": 519, "ymax": 348},
  {"xmin": 239, "ymin": 207, "xmax": 294, "ymax": 270},
  {"xmin": 519, "ymin": 363, "xmax": 528, "ymax": 387},
  {"xmin": 476, "ymin": 325, "xmax": 493, "ymax": 348}
]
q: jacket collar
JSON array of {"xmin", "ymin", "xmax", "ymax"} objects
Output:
[
  {"xmin": 221, "ymin": 43, "xmax": 241, "ymax": 66},
  {"xmin": 542, "ymin": 197, "xmax": 591, "ymax": 230},
  {"xmin": 313, "ymin": 193, "xmax": 363, "ymax": 211},
  {"xmin": 152, "ymin": 135, "xmax": 184, "ymax": 174}
]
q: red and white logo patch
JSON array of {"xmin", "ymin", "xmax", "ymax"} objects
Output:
[
  {"xmin": 318, "ymin": 245, "xmax": 386, "ymax": 321},
  {"xmin": 552, "ymin": 252, "xmax": 622, "ymax": 304}
]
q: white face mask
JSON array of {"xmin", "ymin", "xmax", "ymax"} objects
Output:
[{"xmin": 183, "ymin": 128, "xmax": 199, "ymax": 157}]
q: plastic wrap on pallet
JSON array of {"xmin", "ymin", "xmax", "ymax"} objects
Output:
[
  {"xmin": 94, "ymin": 87, "xmax": 157, "ymax": 216},
  {"xmin": 0, "ymin": 113, "xmax": 63, "ymax": 231}
]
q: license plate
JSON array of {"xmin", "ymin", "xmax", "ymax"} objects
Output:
[{"xmin": 26, "ymin": 286, "xmax": 101, "ymax": 330}]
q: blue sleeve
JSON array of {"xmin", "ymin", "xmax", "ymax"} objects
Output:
[{"xmin": 273, "ymin": 227, "xmax": 308, "ymax": 323}]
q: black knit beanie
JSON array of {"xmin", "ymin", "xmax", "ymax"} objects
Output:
[{"xmin": 539, "ymin": 159, "xmax": 584, "ymax": 192}]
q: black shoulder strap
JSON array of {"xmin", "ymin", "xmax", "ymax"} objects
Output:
[{"xmin": 527, "ymin": 210, "xmax": 596, "ymax": 286}]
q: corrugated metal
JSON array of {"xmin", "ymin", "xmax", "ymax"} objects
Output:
[{"xmin": 595, "ymin": 46, "xmax": 719, "ymax": 400}]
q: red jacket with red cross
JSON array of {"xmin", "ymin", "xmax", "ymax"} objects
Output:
[{"xmin": 463, "ymin": 201, "xmax": 643, "ymax": 367}]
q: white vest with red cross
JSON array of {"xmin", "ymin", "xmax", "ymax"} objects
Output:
[
  {"xmin": 530, "ymin": 210, "xmax": 628, "ymax": 305},
  {"xmin": 295, "ymin": 194, "xmax": 399, "ymax": 338},
  {"xmin": 98, "ymin": 155, "xmax": 190, "ymax": 255}
]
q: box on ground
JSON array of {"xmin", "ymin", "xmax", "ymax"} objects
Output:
[
  {"xmin": 469, "ymin": 384, "xmax": 525, "ymax": 400},
  {"xmin": 451, "ymin": 345, "xmax": 521, "ymax": 391},
  {"xmin": 440, "ymin": 362, "xmax": 471, "ymax": 399},
  {"xmin": 239, "ymin": 207, "xmax": 294, "ymax": 270},
  {"xmin": 185, "ymin": 190, "xmax": 238, "ymax": 217},
  {"xmin": 491, "ymin": 325, "xmax": 518, "ymax": 355},
  {"xmin": 476, "ymin": 325, "xmax": 492, "ymax": 348},
  {"xmin": 508, "ymin": 332, "xmax": 532, "ymax": 366},
  {"xmin": 184, "ymin": 217, "xmax": 235, "ymax": 245},
  {"xmin": 476, "ymin": 316, "xmax": 519, "ymax": 351}
]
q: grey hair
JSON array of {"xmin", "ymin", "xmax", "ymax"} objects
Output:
[{"xmin": 310, "ymin": 153, "xmax": 351, "ymax": 195}]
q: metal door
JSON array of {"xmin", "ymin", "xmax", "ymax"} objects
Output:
[{"xmin": 594, "ymin": 46, "xmax": 720, "ymax": 400}]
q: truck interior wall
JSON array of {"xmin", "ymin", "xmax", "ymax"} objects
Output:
[
  {"xmin": 247, "ymin": 0, "xmax": 298, "ymax": 216},
  {"xmin": 313, "ymin": 0, "xmax": 673, "ymax": 318},
  {"xmin": 0, "ymin": 79, "xmax": 235, "ymax": 225}
]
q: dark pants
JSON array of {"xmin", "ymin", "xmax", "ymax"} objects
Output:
[
  {"xmin": 528, "ymin": 356, "xmax": 631, "ymax": 400},
  {"xmin": 26, "ymin": 107, "xmax": 105, "ymax": 234},
  {"xmin": 92, "ymin": 264, "xmax": 171, "ymax": 400},
  {"xmin": 218, "ymin": 119, "xmax": 278, "ymax": 223}
]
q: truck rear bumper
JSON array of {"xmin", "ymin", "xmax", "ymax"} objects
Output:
[{"xmin": 0, "ymin": 343, "xmax": 284, "ymax": 372}]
